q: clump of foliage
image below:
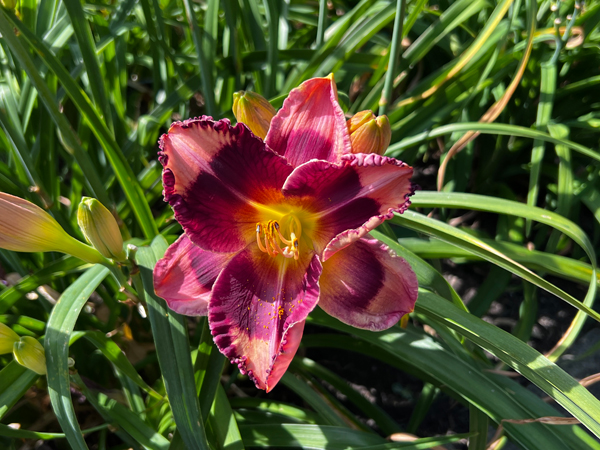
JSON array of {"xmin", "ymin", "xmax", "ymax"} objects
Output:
[{"xmin": 1, "ymin": 0, "xmax": 600, "ymax": 449}]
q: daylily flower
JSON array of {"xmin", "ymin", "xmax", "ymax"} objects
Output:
[{"xmin": 154, "ymin": 75, "xmax": 418, "ymax": 391}]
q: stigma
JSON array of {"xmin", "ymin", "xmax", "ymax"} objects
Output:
[{"xmin": 256, "ymin": 215, "xmax": 302, "ymax": 260}]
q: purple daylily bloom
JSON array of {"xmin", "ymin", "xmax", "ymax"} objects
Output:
[{"xmin": 154, "ymin": 76, "xmax": 418, "ymax": 391}]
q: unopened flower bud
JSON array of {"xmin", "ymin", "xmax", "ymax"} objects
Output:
[
  {"xmin": 347, "ymin": 111, "xmax": 392, "ymax": 155},
  {"xmin": 0, "ymin": 0, "xmax": 17, "ymax": 9},
  {"xmin": 0, "ymin": 323, "xmax": 20, "ymax": 355},
  {"xmin": 77, "ymin": 197, "xmax": 126, "ymax": 261},
  {"xmin": 0, "ymin": 193, "xmax": 106, "ymax": 264},
  {"xmin": 13, "ymin": 336, "xmax": 46, "ymax": 375},
  {"xmin": 232, "ymin": 91, "xmax": 276, "ymax": 140}
]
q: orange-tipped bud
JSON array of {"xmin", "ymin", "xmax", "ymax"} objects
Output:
[
  {"xmin": 232, "ymin": 91, "xmax": 276, "ymax": 140},
  {"xmin": 347, "ymin": 111, "xmax": 392, "ymax": 155},
  {"xmin": 13, "ymin": 336, "xmax": 46, "ymax": 375},
  {"xmin": 0, "ymin": 192, "xmax": 106, "ymax": 264},
  {"xmin": 0, "ymin": 323, "xmax": 19, "ymax": 355},
  {"xmin": 77, "ymin": 197, "xmax": 126, "ymax": 261}
]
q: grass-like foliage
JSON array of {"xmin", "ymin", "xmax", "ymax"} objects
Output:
[{"xmin": 1, "ymin": 0, "xmax": 600, "ymax": 448}]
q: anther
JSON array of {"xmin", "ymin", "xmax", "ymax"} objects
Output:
[
  {"xmin": 256, "ymin": 223, "xmax": 268, "ymax": 253},
  {"xmin": 255, "ymin": 216, "xmax": 302, "ymax": 259}
]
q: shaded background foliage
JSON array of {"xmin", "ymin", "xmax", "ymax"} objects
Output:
[{"xmin": 1, "ymin": 0, "xmax": 600, "ymax": 449}]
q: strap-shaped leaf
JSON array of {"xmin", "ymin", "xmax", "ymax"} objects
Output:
[
  {"xmin": 407, "ymin": 190, "xmax": 597, "ymax": 360},
  {"xmin": 82, "ymin": 330, "xmax": 163, "ymax": 400},
  {"xmin": 304, "ymin": 309, "xmax": 588, "ymax": 450},
  {"xmin": 392, "ymin": 209, "xmax": 600, "ymax": 326},
  {"xmin": 239, "ymin": 423, "xmax": 385, "ymax": 448},
  {"xmin": 136, "ymin": 235, "xmax": 210, "ymax": 450},
  {"xmin": 45, "ymin": 265, "xmax": 110, "ymax": 450},
  {"xmin": 416, "ymin": 291, "xmax": 600, "ymax": 439},
  {"xmin": 0, "ymin": 360, "xmax": 38, "ymax": 419}
]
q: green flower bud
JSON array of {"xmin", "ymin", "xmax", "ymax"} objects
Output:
[
  {"xmin": 77, "ymin": 197, "xmax": 126, "ymax": 261},
  {"xmin": 0, "ymin": 192, "xmax": 106, "ymax": 264},
  {"xmin": 1, "ymin": 0, "xmax": 17, "ymax": 10},
  {"xmin": 0, "ymin": 323, "xmax": 20, "ymax": 355},
  {"xmin": 232, "ymin": 91, "xmax": 276, "ymax": 140},
  {"xmin": 13, "ymin": 336, "xmax": 46, "ymax": 375}
]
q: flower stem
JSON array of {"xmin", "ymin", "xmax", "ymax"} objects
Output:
[{"xmin": 379, "ymin": 0, "xmax": 406, "ymax": 116}]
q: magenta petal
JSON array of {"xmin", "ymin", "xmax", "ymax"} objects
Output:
[
  {"xmin": 319, "ymin": 238, "xmax": 418, "ymax": 330},
  {"xmin": 154, "ymin": 234, "xmax": 234, "ymax": 316},
  {"xmin": 159, "ymin": 117, "xmax": 293, "ymax": 252},
  {"xmin": 282, "ymin": 153, "xmax": 414, "ymax": 256},
  {"xmin": 209, "ymin": 246, "xmax": 322, "ymax": 391},
  {"xmin": 265, "ymin": 77, "xmax": 351, "ymax": 167}
]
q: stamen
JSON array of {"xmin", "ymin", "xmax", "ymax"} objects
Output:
[
  {"xmin": 255, "ymin": 215, "xmax": 302, "ymax": 260},
  {"xmin": 291, "ymin": 233, "xmax": 300, "ymax": 260},
  {"xmin": 276, "ymin": 225, "xmax": 293, "ymax": 246},
  {"xmin": 256, "ymin": 223, "xmax": 268, "ymax": 253},
  {"xmin": 264, "ymin": 231, "xmax": 275, "ymax": 256},
  {"xmin": 268, "ymin": 222, "xmax": 284, "ymax": 254}
]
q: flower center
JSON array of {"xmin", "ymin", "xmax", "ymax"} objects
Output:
[{"xmin": 255, "ymin": 214, "xmax": 303, "ymax": 260}]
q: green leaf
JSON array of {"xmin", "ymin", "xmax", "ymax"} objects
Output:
[
  {"xmin": 393, "ymin": 207, "xmax": 599, "ymax": 326},
  {"xmin": 0, "ymin": 360, "xmax": 39, "ymax": 419},
  {"xmin": 0, "ymin": 256, "xmax": 84, "ymax": 314},
  {"xmin": 4, "ymin": 10, "xmax": 159, "ymax": 239},
  {"xmin": 136, "ymin": 235, "xmax": 210, "ymax": 450},
  {"xmin": 291, "ymin": 356, "xmax": 402, "ymax": 436},
  {"xmin": 304, "ymin": 309, "xmax": 582, "ymax": 450},
  {"xmin": 229, "ymin": 398, "xmax": 322, "ymax": 424},
  {"xmin": 388, "ymin": 122, "xmax": 600, "ymax": 164},
  {"xmin": 407, "ymin": 191, "xmax": 597, "ymax": 360},
  {"xmin": 416, "ymin": 291, "xmax": 600, "ymax": 439},
  {"xmin": 207, "ymin": 385, "xmax": 244, "ymax": 450},
  {"xmin": 280, "ymin": 372, "xmax": 352, "ymax": 428},
  {"xmin": 397, "ymin": 237, "xmax": 599, "ymax": 289},
  {"xmin": 76, "ymin": 375, "xmax": 170, "ymax": 450},
  {"xmin": 238, "ymin": 424, "xmax": 385, "ymax": 449},
  {"xmin": 82, "ymin": 330, "xmax": 163, "ymax": 400},
  {"xmin": 0, "ymin": 9, "xmax": 111, "ymax": 209},
  {"xmin": 358, "ymin": 433, "xmax": 474, "ymax": 449},
  {"xmin": 61, "ymin": 0, "xmax": 113, "ymax": 130},
  {"xmin": 0, "ymin": 423, "xmax": 109, "ymax": 440},
  {"xmin": 45, "ymin": 265, "xmax": 110, "ymax": 450}
]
